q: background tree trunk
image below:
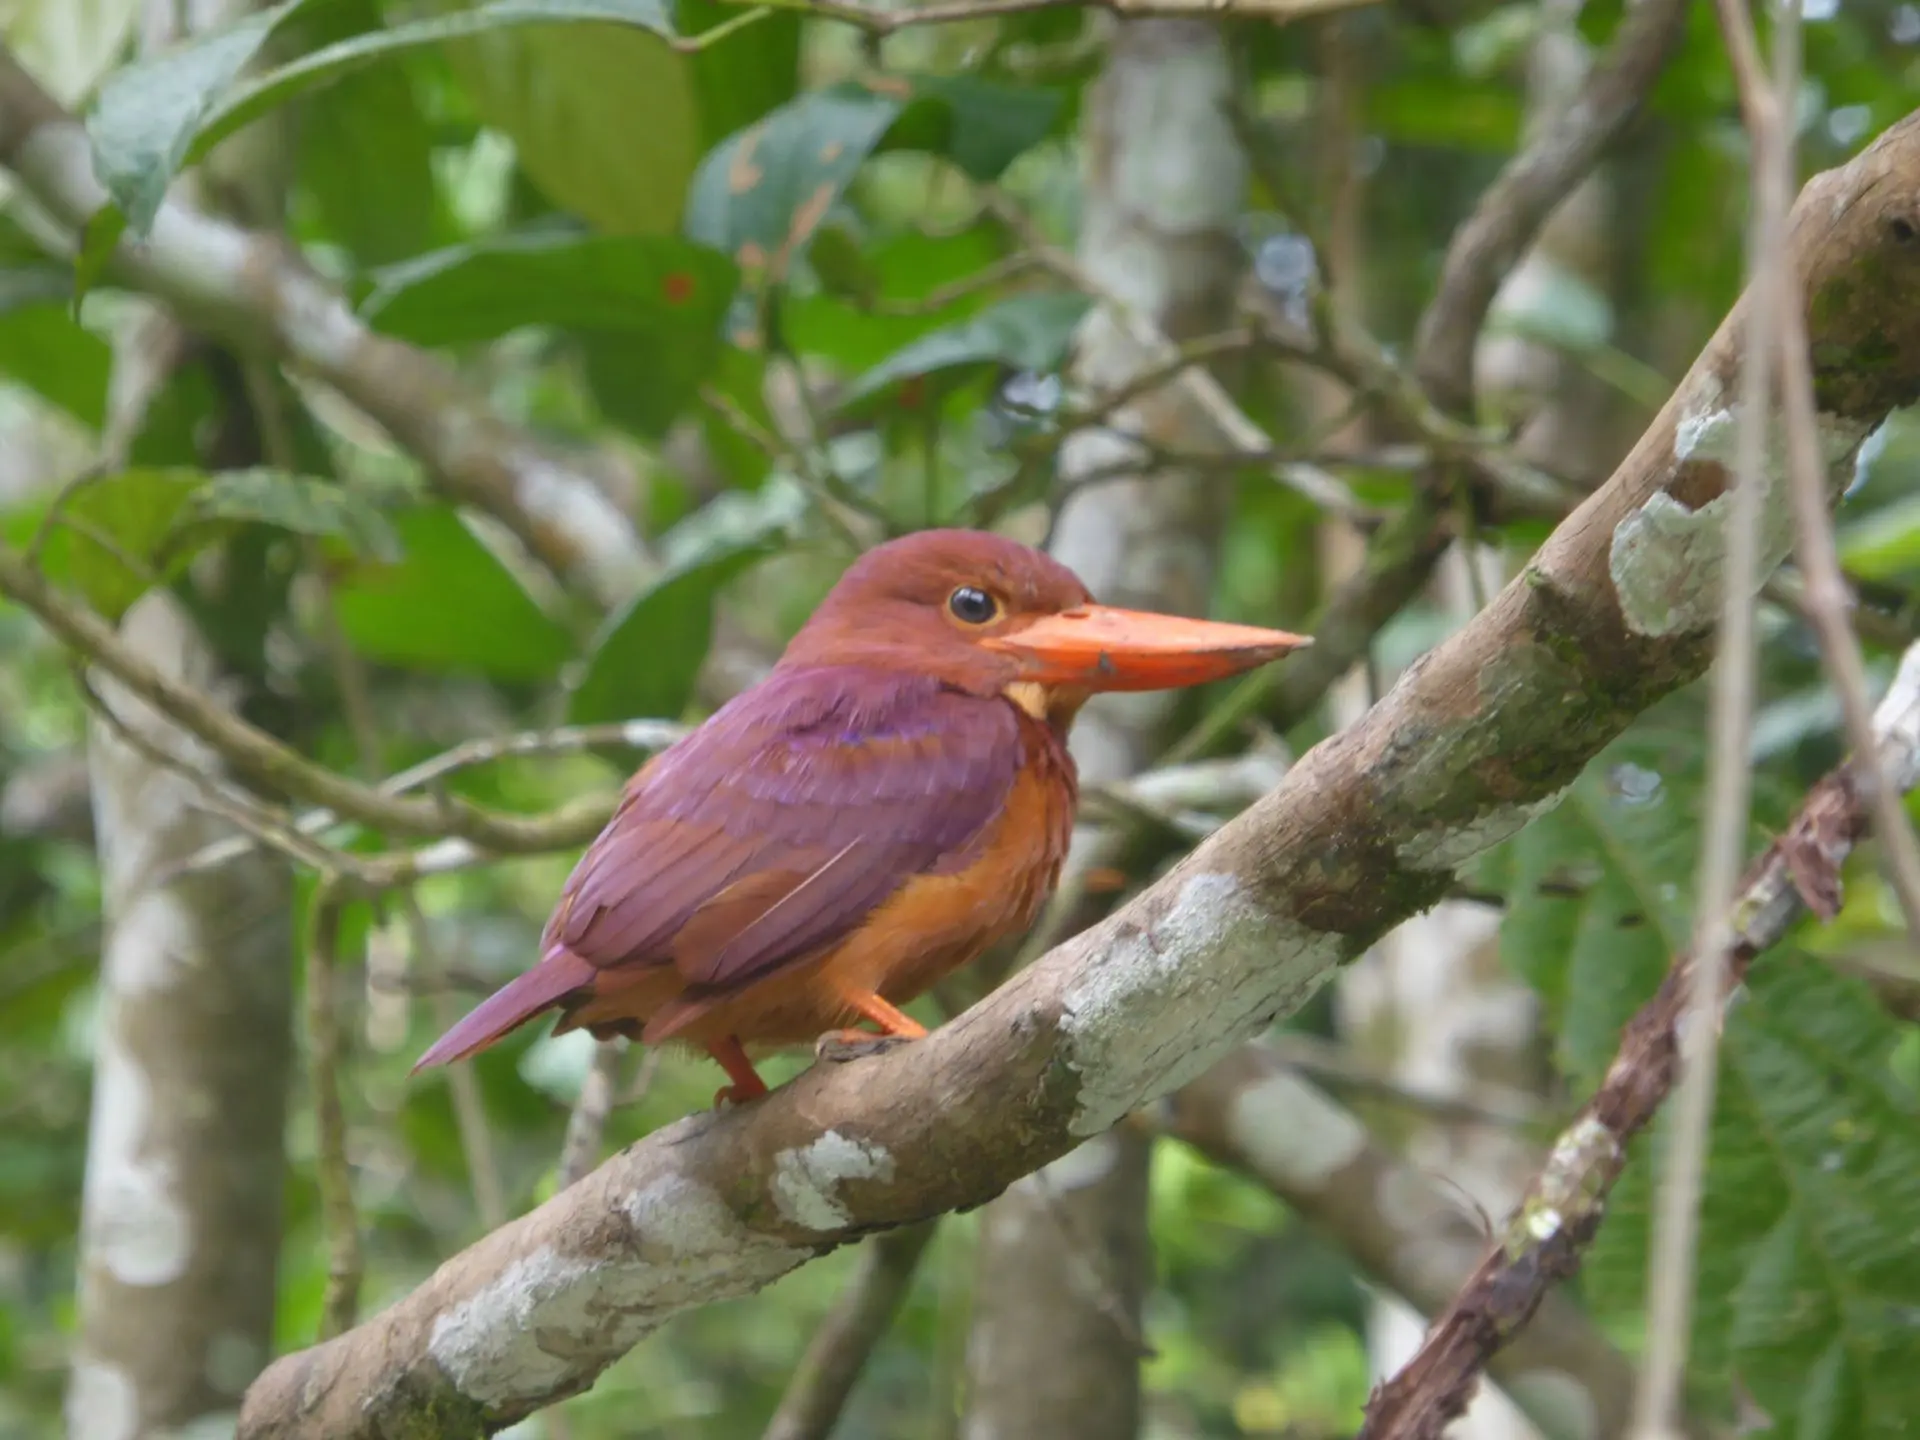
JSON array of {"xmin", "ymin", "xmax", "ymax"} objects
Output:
[
  {"xmin": 67, "ymin": 590, "xmax": 294, "ymax": 1439},
  {"xmin": 962, "ymin": 20, "xmax": 1248, "ymax": 1439}
]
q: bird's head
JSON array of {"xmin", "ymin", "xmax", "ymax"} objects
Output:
[{"xmin": 779, "ymin": 529, "xmax": 1311, "ymax": 726}]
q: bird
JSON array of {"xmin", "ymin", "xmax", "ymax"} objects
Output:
[{"xmin": 412, "ymin": 528, "xmax": 1310, "ymax": 1106}]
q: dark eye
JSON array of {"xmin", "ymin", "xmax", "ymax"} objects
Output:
[{"xmin": 948, "ymin": 586, "xmax": 999, "ymax": 625}]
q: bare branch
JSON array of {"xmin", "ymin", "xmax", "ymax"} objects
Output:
[
  {"xmin": 1357, "ymin": 638, "xmax": 1920, "ymax": 1439},
  {"xmin": 306, "ymin": 884, "xmax": 363, "ymax": 1341}
]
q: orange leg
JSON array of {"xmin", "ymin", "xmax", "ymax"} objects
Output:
[
  {"xmin": 835, "ymin": 989, "xmax": 929, "ymax": 1041},
  {"xmin": 705, "ymin": 1035, "xmax": 769, "ymax": 1109}
]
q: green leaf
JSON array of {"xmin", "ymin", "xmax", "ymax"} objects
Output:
[
  {"xmin": 679, "ymin": 0, "xmax": 800, "ymax": 154},
  {"xmin": 566, "ymin": 485, "xmax": 799, "ymax": 723},
  {"xmin": 363, "ymin": 230, "xmax": 738, "ymax": 435},
  {"xmin": 839, "ymin": 292, "xmax": 1090, "ymax": 411},
  {"xmin": 45, "ymin": 469, "xmax": 207, "ymax": 621},
  {"xmin": 292, "ymin": 0, "xmax": 439, "ymax": 267},
  {"xmin": 685, "ymin": 77, "xmax": 1059, "ymax": 279},
  {"xmin": 1586, "ymin": 958, "xmax": 1920, "ymax": 1435},
  {"xmin": 1837, "ymin": 491, "xmax": 1920, "ymax": 582},
  {"xmin": 0, "ymin": 288, "xmax": 110, "ymax": 428},
  {"xmin": 1485, "ymin": 702, "xmax": 1920, "ymax": 1430},
  {"xmin": 878, "ymin": 74, "xmax": 1064, "ymax": 182},
  {"xmin": 362, "ymin": 229, "xmax": 737, "ymax": 343},
  {"xmin": 435, "ymin": 0, "xmax": 693, "ymax": 236},
  {"xmin": 72, "ymin": 204, "xmax": 128, "ymax": 311},
  {"xmin": 329, "ymin": 506, "xmax": 572, "ymax": 681},
  {"xmin": 85, "ymin": 0, "xmax": 305, "ymax": 235},
  {"xmin": 84, "ymin": 0, "xmax": 680, "ymax": 237},
  {"xmin": 783, "ymin": 223, "xmax": 1007, "ymax": 373},
  {"xmin": 178, "ymin": 471, "xmax": 403, "ymax": 562}
]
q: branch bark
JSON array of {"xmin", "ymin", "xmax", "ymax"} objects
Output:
[
  {"xmin": 1160, "ymin": 1045, "xmax": 1703, "ymax": 1440},
  {"xmin": 67, "ymin": 589, "xmax": 294, "ymax": 1438},
  {"xmin": 228, "ymin": 111, "xmax": 1920, "ymax": 1440},
  {"xmin": 0, "ymin": 45, "xmax": 647, "ymax": 605},
  {"xmin": 1355, "ymin": 636, "xmax": 1920, "ymax": 1439}
]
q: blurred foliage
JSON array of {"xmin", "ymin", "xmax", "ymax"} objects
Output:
[{"xmin": 0, "ymin": 0, "xmax": 1918, "ymax": 1436}]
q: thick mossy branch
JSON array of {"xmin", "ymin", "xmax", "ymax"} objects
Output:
[{"xmin": 228, "ymin": 112, "xmax": 1920, "ymax": 1440}]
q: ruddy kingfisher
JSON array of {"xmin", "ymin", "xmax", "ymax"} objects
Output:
[{"xmin": 414, "ymin": 529, "xmax": 1310, "ymax": 1105}]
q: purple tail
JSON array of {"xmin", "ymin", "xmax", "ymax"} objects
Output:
[{"xmin": 411, "ymin": 949, "xmax": 597, "ymax": 1073}]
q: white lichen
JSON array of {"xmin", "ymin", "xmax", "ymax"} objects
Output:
[
  {"xmin": 429, "ymin": 1172, "xmax": 809, "ymax": 1406},
  {"xmin": 1610, "ymin": 388, "xmax": 1880, "ymax": 637},
  {"xmin": 1227, "ymin": 1070, "xmax": 1368, "ymax": 1191},
  {"xmin": 1059, "ymin": 871, "xmax": 1345, "ymax": 1137},
  {"xmin": 65, "ymin": 1358, "xmax": 137, "ymax": 1440},
  {"xmin": 80, "ymin": 1042, "xmax": 191, "ymax": 1289},
  {"xmin": 770, "ymin": 1130, "xmax": 895, "ymax": 1231}
]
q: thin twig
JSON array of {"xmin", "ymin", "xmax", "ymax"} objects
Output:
[
  {"xmin": 761, "ymin": 1222, "xmax": 940, "ymax": 1440},
  {"xmin": 307, "ymin": 880, "xmax": 363, "ymax": 1341},
  {"xmin": 557, "ymin": 1041, "xmax": 627, "ymax": 1193},
  {"xmin": 1631, "ymin": 2, "xmax": 1787, "ymax": 1424},
  {"xmin": 1358, "ymin": 640, "xmax": 1920, "ymax": 1438},
  {"xmin": 0, "ymin": 543, "xmax": 609, "ymax": 852},
  {"xmin": 728, "ymin": 0, "xmax": 1379, "ymax": 36}
]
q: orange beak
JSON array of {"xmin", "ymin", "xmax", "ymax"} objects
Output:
[{"xmin": 982, "ymin": 605, "xmax": 1312, "ymax": 692}]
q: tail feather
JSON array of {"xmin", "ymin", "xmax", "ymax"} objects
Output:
[{"xmin": 411, "ymin": 949, "xmax": 597, "ymax": 1073}]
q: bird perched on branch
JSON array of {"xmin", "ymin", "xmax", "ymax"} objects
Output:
[{"xmin": 413, "ymin": 529, "xmax": 1309, "ymax": 1105}]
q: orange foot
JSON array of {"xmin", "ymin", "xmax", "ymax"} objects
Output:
[
  {"xmin": 814, "ymin": 1029, "xmax": 916, "ymax": 1064},
  {"xmin": 706, "ymin": 1035, "xmax": 769, "ymax": 1111}
]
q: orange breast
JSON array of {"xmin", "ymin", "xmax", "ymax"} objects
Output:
[{"xmin": 665, "ymin": 724, "xmax": 1076, "ymax": 1049}]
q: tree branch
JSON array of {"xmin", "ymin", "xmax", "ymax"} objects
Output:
[
  {"xmin": 1161, "ymin": 1045, "xmax": 1701, "ymax": 1440},
  {"xmin": 1356, "ymin": 635, "xmax": 1920, "ymax": 1440},
  {"xmin": 230, "ymin": 113, "xmax": 1920, "ymax": 1440},
  {"xmin": 0, "ymin": 46, "xmax": 647, "ymax": 605}
]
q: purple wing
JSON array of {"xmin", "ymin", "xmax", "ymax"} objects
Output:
[{"xmin": 548, "ymin": 666, "xmax": 1027, "ymax": 994}]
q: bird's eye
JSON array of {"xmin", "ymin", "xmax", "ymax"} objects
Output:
[{"xmin": 948, "ymin": 586, "xmax": 999, "ymax": 625}]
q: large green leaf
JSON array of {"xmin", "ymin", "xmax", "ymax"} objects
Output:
[
  {"xmin": 292, "ymin": 0, "xmax": 440, "ymax": 267},
  {"xmin": 566, "ymin": 483, "xmax": 801, "ymax": 723},
  {"xmin": 329, "ymin": 505, "xmax": 572, "ymax": 680},
  {"xmin": 0, "ymin": 287, "xmax": 110, "ymax": 429},
  {"xmin": 84, "ymin": 0, "xmax": 678, "ymax": 236},
  {"xmin": 1482, "ymin": 704, "xmax": 1920, "ymax": 1431},
  {"xmin": 685, "ymin": 77, "xmax": 1061, "ymax": 281},
  {"xmin": 782, "ymin": 223, "xmax": 1008, "ymax": 373},
  {"xmin": 839, "ymin": 292, "xmax": 1091, "ymax": 413},
  {"xmin": 362, "ymin": 229, "xmax": 737, "ymax": 343},
  {"xmin": 363, "ymin": 230, "xmax": 738, "ymax": 435},
  {"xmin": 435, "ymin": 1, "xmax": 692, "ymax": 236},
  {"xmin": 84, "ymin": 0, "xmax": 305, "ymax": 234},
  {"xmin": 41, "ymin": 469, "xmax": 208, "ymax": 622},
  {"xmin": 179, "ymin": 470, "xmax": 403, "ymax": 562}
]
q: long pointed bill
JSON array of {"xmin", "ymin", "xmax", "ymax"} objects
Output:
[{"xmin": 983, "ymin": 605, "xmax": 1312, "ymax": 692}]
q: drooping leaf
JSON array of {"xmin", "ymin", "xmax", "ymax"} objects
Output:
[
  {"xmin": 85, "ymin": 0, "xmax": 305, "ymax": 234},
  {"xmin": 292, "ymin": 0, "xmax": 440, "ymax": 267},
  {"xmin": 0, "ymin": 288, "xmax": 110, "ymax": 429},
  {"xmin": 362, "ymin": 229, "xmax": 737, "ymax": 344},
  {"xmin": 839, "ymin": 292, "xmax": 1091, "ymax": 413},
  {"xmin": 84, "ymin": 0, "xmax": 680, "ymax": 236},
  {"xmin": 43, "ymin": 468, "xmax": 208, "ymax": 621},
  {"xmin": 362, "ymin": 230, "xmax": 738, "ymax": 435},
  {"xmin": 329, "ymin": 505, "xmax": 572, "ymax": 681},
  {"xmin": 685, "ymin": 77, "xmax": 1060, "ymax": 283},
  {"xmin": 435, "ymin": 0, "xmax": 692, "ymax": 235},
  {"xmin": 178, "ymin": 470, "xmax": 403, "ymax": 562},
  {"xmin": 566, "ymin": 484, "xmax": 801, "ymax": 723}
]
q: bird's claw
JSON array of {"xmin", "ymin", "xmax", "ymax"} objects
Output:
[
  {"xmin": 814, "ymin": 1029, "xmax": 916, "ymax": 1065},
  {"xmin": 711, "ymin": 1082, "xmax": 766, "ymax": 1110}
]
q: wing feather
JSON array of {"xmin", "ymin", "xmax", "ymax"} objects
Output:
[{"xmin": 550, "ymin": 667, "xmax": 1028, "ymax": 994}]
